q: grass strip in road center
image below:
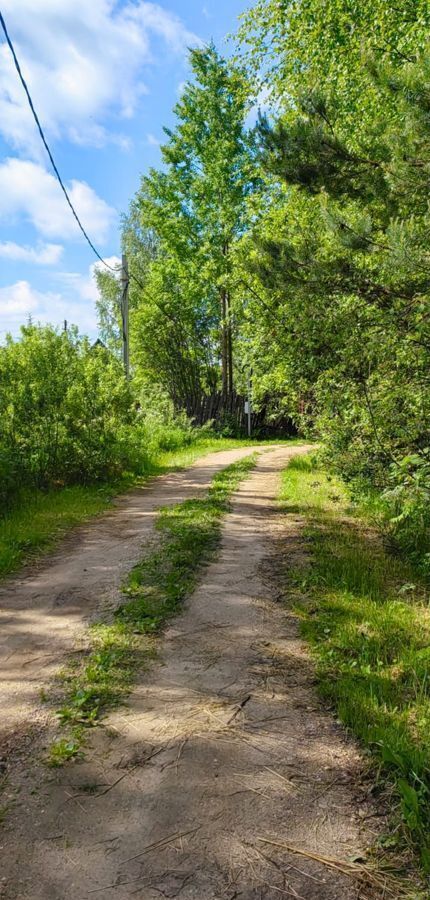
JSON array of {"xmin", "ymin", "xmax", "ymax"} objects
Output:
[{"xmin": 49, "ymin": 453, "xmax": 257, "ymax": 765}]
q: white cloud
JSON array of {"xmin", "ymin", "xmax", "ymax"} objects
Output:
[
  {"xmin": 0, "ymin": 279, "xmax": 98, "ymax": 339},
  {"xmin": 0, "ymin": 158, "xmax": 116, "ymax": 243},
  {"xmin": 128, "ymin": 3, "xmax": 199, "ymax": 55},
  {"xmin": 146, "ymin": 133, "xmax": 161, "ymax": 147},
  {"xmin": 0, "ymin": 240, "xmax": 63, "ymax": 265},
  {"xmin": 0, "ymin": 259, "xmax": 122, "ymax": 338},
  {"xmin": 0, "ymin": 280, "xmax": 40, "ymax": 317},
  {"xmin": 57, "ymin": 257, "xmax": 122, "ymax": 304},
  {"xmin": 0, "ymin": 1, "xmax": 200, "ymax": 155}
]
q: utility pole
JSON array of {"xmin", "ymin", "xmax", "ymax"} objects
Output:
[
  {"xmin": 121, "ymin": 253, "xmax": 130, "ymax": 379},
  {"xmin": 220, "ymin": 287, "xmax": 228, "ymax": 399},
  {"xmin": 226, "ymin": 293, "xmax": 233, "ymax": 396},
  {"xmin": 246, "ymin": 369, "xmax": 252, "ymax": 438}
]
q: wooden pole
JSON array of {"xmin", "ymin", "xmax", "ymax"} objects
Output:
[
  {"xmin": 227, "ymin": 292, "xmax": 233, "ymax": 395},
  {"xmin": 220, "ymin": 287, "xmax": 228, "ymax": 399},
  {"xmin": 247, "ymin": 369, "xmax": 252, "ymax": 438},
  {"xmin": 121, "ymin": 253, "xmax": 130, "ymax": 379}
]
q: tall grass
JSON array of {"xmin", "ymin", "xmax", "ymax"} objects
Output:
[{"xmin": 281, "ymin": 455, "xmax": 430, "ymax": 872}]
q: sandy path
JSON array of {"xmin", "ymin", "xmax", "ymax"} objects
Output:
[
  {"xmin": 0, "ymin": 447, "xmax": 256, "ymax": 753},
  {"xmin": 0, "ymin": 445, "xmax": 379, "ymax": 900}
]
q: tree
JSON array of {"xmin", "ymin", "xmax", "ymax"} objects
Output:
[
  {"xmin": 237, "ymin": 1, "xmax": 430, "ymax": 502},
  {"xmin": 133, "ymin": 44, "xmax": 257, "ymax": 403},
  {"xmin": 237, "ymin": 0, "xmax": 430, "ymax": 132}
]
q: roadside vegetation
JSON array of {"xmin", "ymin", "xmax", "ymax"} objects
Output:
[
  {"xmin": 281, "ymin": 455, "xmax": 430, "ymax": 872},
  {"xmin": 48, "ymin": 454, "xmax": 256, "ymax": 764},
  {"xmin": 0, "ymin": 323, "xmax": 298, "ymax": 580},
  {"xmin": 235, "ymin": 0, "xmax": 430, "ymax": 571},
  {"xmin": 94, "ymin": 0, "xmax": 430, "ymax": 574}
]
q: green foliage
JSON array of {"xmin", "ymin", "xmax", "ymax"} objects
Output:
[
  {"xmin": 97, "ymin": 45, "xmax": 258, "ymax": 411},
  {"xmin": 136, "ymin": 384, "xmax": 196, "ymax": 452},
  {"xmin": 0, "ymin": 324, "xmax": 135, "ymax": 505},
  {"xmin": 281, "ymin": 458, "xmax": 430, "ymax": 868},
  {"xmin": 0, "ymin": 321, "xmax": 206, "ymax": 505},
  {"xmin": 381, "ymin": 456, "xmax": 430, "ymax": 569},
  {"xmin": 48, "ymin": 736, "xmax": 83, "ymax": 767},
  {"xmin": 237, "ymin": 0, "xmax": 430, "ymax": 133},
  {"xmin": 236, "ymin": 1, "xmax": 430, "ymax": 558},
  {"xmin": 51, "ymin": 454, "xmax": 256, "ymax": 758}
]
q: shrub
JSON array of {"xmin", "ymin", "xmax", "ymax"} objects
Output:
[
  {"xmin": 0, "ymin": 325, "xmax": 136, "ymax": 505},
  {"xmin": 0, "ymin": 326, "xmax": 199, "ymax": 510}
]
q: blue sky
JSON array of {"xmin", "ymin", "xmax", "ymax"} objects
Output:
[{"xmin": 0, "ymin": 0, "xmax": 251, "ymax": 339}]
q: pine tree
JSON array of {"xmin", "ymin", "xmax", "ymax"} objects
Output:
[{"xmin": 246, "ymin": 51, "xmax": 430, "ymax": 486}]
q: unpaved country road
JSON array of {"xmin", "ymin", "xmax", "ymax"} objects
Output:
[
  {"xmin": 0, "ymin": 445, "xmax": 380, "ymax": 900},
  {"xmin": 0, "ymin": 447, "xmax": 258, "ymax": 753}
]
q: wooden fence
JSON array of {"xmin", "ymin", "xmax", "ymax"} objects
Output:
[{"xmin": 180, "ymin": 391, "xmax": 296, "ymax": 436}]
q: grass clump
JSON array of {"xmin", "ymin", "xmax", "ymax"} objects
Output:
[
  {"xmin": 48, "ymin": 736, "xmax": 84, "ymax": 767},
  {"xmin": 50, "ymin": 453, "xmax": 257, "ymax": 758},
  {"xmin": 280, "ymin": 455, "xmax": 430, "ymax": 874}
]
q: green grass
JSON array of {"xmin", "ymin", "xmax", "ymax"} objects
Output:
[
  {"xmin": 49, "ymin": 453, "xmax": 257, "ymax": 765},
  {"xmin": 0, "ymin": 436, "xmax": 265, "ymax": 581},
  {"xmin": 280, "ymin": 455, "xmax": 430, "ymax": 874},
  {"xmin": 0, "ymin": 483, "xmax": 125, "ymax": 580},
  {"xmin": 152, "ymin": 435, "xmax": 305, "ymax": 475}
]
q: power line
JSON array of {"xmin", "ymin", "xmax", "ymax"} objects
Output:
[
  {"xmin": 0, "ymin": 9, "xmax": 117, "ymax": 274},
  {"xmin": 0, "ymin": 9, "xmax": 174, "ymax": 313}
]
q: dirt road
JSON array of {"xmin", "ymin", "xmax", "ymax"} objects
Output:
[
  {"xmin": 0, "ymin": 445, "xmax": 378, "ymax": 899},
  {"xmin": 0, "ymin": 447, "xmax": 256, "ymax": 753}
]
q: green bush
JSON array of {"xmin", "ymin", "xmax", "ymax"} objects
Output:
[
  {"xmin": 136, "ymin": 383, "xmax": 197, "ymax": 453},
  {"xmin": 0, "ymin": 326, "xmax": 134, "ymax": 505},
  {"xmin": 0, "ymin": 325, "xmax": 200, "ymax": 510}
]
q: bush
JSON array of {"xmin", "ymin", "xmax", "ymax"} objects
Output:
[
  {"xmin": 0, "ymin": 326, "xmax": 200, "ymax": 510},
  {"xmin": 136, "ymin": 383, "xmax": 197, "ymax": 453},
  {"xmin": 0, "ymin": 325, "xmax": 137, "ymax": 506},
  {"xmin": 380, "ymin": 455, "xmax": 430, "ymax": 571}
]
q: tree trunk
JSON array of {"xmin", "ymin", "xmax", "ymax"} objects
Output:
[
  {"xmin": 220, "ymin": 287, "xmax": 228, "ymax": 398},
  {"xmin": 226, "ymin": 291, "xmax": 233, "ymax": 395}
]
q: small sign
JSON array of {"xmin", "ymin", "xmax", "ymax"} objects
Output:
[{"xmin": 244, "ymin": 401, "xmax": 250, "ymax": 415}]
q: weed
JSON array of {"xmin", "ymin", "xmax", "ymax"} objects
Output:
[{"xmin": 48, "ymin": 735, "xmax": 84, "ymax": 767}]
